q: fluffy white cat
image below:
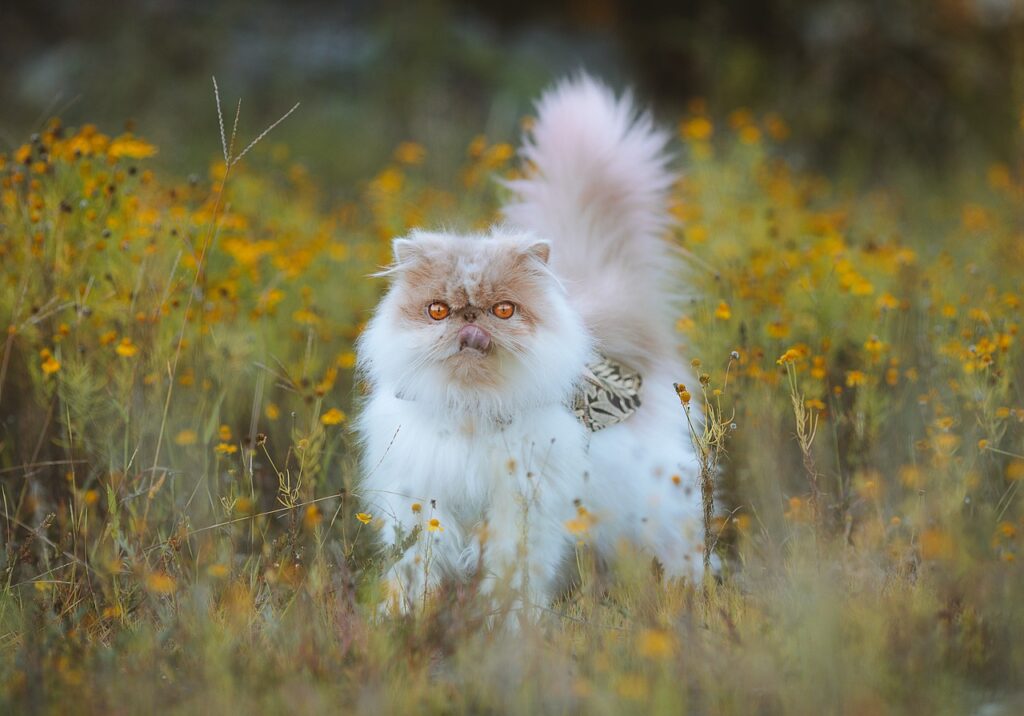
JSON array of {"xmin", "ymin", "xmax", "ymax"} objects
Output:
[{"xmin": 355, "ymin": 75, "xmax": 702, "ymax": 615}]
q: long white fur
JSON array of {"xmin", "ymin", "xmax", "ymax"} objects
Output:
[
  {"xmin": 504, "ymin": 75, "xmax": 704, "ymax": 578},
  {"xmin": 356, "ymin": 75, "xmax": 703, "ymax": 616}
]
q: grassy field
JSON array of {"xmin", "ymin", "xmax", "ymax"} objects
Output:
[{"xmin": 1, "ymin": 100, "xmax": 1023, "ymax": 714}]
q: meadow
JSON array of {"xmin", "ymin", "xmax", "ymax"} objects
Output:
[{"xmin": 1, "ymin": 95, "xmax": 1022, "ymax": 714}]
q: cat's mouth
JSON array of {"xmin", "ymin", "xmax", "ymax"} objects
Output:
[{"xmin": 457, "ymin": 324, "xmax": 491, "ymax": 354}]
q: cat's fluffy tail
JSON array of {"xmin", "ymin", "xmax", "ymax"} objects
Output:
[{"xmin": 503, "ymin": 74, "xmax": 679, "ymax": 372}]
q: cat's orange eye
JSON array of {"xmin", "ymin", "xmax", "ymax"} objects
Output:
[
  {"xmin": 427, "ymin": 301, "xmax": 450, "ymax": 320},
  {"xmin": 492, "ymin": 301, "xmax": 516, "ymax": 319}
]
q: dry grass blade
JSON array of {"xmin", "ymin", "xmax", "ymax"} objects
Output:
[
  {"xmin": 231, "ymin": 100, "xmax": 300, "ymax": 166},
  {"xmin": 212, "ymin": 75, "xmax": 228, "ymax": 164}
]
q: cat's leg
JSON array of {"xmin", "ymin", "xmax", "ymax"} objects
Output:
[
  {"xmin": 379, "ymin": 518, "xmax": 433, "ymax": 615},
  {"xmin": 376, "ymin": 506, "xmax": 466, "ymax": 615},
  {"xmin": 476, "ymin": 486, "xmax": 571, "ymax": 625}
]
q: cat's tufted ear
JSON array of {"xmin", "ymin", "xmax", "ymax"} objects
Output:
[
  {"xmin": 391, "ymin": 237, "xmax": 421, "ymax": 265},
  {"xmin": 522, "ymin": 239, "xmax": 551, "ymax": 264}
]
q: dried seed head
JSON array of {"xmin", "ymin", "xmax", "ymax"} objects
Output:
[{"xmin": 674, "ymin": 382, "xmax": 692, "ymax": 406}]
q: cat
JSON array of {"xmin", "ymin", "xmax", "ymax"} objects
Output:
[{"xmin": 355, "ymin": 75, "xmax": 703, "ymax": 616}]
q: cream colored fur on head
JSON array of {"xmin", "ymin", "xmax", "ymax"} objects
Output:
[{"xmin": 356, "ymin": 75, "xmax": 702, "ymax": 618}]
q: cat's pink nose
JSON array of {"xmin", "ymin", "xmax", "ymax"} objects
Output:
[{"xmin": 458, "ymin": 324, "xmax": 491, "ymax": 352}]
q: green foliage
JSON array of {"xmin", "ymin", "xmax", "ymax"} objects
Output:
[{"xmin": 1, "ymin": 109, "xmax": 1023, "ymax": 713}]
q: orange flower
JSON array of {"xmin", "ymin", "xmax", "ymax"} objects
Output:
[
  {"xmin": 393, "ymin": 142, "xmax": 426, "ymax": 165},
  {"xmin": 636, "ymin": 629, "xmax": 675, "ymax": 659},
  {"xmin": 108, "ymin": 134, "xmax": 157, "ymax": 160},
  {"xmin": 321, "ymin": 408, "xmax": 346, "ymax": 425},
  {"xmin": 115, "ymin": 337, "xmax": 138, "ymax": 357},
  {"xmin": 1006, "ymin": 460, "xmax": 1024, "ymax": 482},
  {"xmin": 41, "ymin": 354, "xmax": 61, "ymax": 375},
  {"xmin": 145, "ymin": 572, "xmax": 177, "ymax": 594},
  {"xmin": 679, "ymin": 117, "xmax": 713, "ymax": 142},
  {"xmin": 845, "ymin": 370, "xmax": 868, "ymax": 387}
]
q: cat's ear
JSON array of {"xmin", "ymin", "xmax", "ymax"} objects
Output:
[
  {"xmin": 392, "ymin": 237, "xmax": 421, "ymax": 265},
  {"xmin": 522, "ymin": 239, "xmax": 551, "ymax": 264}
]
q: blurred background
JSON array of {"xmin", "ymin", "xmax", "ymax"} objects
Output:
[{"xmin": 2, "ymin": 0, "xmax": 1022, "ymax": 190}]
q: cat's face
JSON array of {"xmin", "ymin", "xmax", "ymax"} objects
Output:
[{"xmin": 359, "ymin": 228, "xmax": 592, "ymax": 415}]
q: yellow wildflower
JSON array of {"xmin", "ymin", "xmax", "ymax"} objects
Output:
[
  {"xmin": 304, "ymin": 505, "xmax": 322, "ymax": 529},
  {"xmin": 565, "ymin": 505, "xmax": 594, "ymax": 535},
  {"xmin": 355, "ymin": 512, "xmax": 372, "ymax": 525},
  {"xmin": 206, "ymin": 564, "xmax": 229, "ymax": 579},
  {"xmin": 714, "ymin": 301, "xmax": 732, "ymax": 320},
  {"xmin": 636, "ymin": 629, "xmax": 675, "ymax": 659},
  {"xmin": 321, "ymin": 408, "xmax": 346, "ymax": 425},
  {"xmin": 114, "ymin": 337, "xmax": 138, "ymax": 357},
  {"xmin": 369, "ymin": 167, "xmax": 404, "ymax": 195},
  {"xmin": 1006, "ymin": 460, "xmax": 1024, "ymax": 482},
  {"xmin": 393, "ymin": 141, "xmax": 426, "ymax": 165},
  {"xmin": 684, "ymin": 224, "xmax": 708, "ymax": 243},
  {"xmin": 845, "ymin": 370, "xmax": 868, "ymax": 387},
  {"xmin": 784, "ymin": 496, "xmax": 809, "ymax": 522},
  {"xmin": 766, "ymin": 321, "xmax": 790, "ymax": 339},
  {"xmin": 482, "ymin": 143, "xmax": 514, "ymax": 168},
  {"xmin": 145, "ymin": 572, "xmax": 177, "ymax": 594},
  {"xmin": 679, "ymin": 116, "xmax": 713, "ymax": 142},
  {"xmin": 616, "ymin": 674, "xmax": 649, "ymax": 701},
  {"xmin": 776, "ymin": 348, "xmax": 802, "ymax": 365},
  {"xmin": 427, "ymin": 517, "xmax": 443, "ymax": 532},
  {"xmin": 919, "ymin": 529, "xmax": 955, "ymax": 561},
  {"xmin": 108, "ymin": 134, "xmax": 157, "ymax": 159},
  {"xmin": 739, "ymin": 125, "xmax": 762, "ymax": 145},
  {"xmin": 764, "ymin": 113, "xmax": 790, "ymax": 141},
  {"xmin": 877, "ymin": 293, "xmax": 901, "ymax": 311},
  {"xmin": 214, "ymin": 442, "xmax": 238, "ymax": 455},
  {"xmin": 292, "ymin": 308, "xmax": 320, "ymax": 326},
  {"xmin": 234, "ymin": 497, "xmax": 254, "ymax": 515},
  {"xmin": 864, "ymin": 335, "xmax": 885, "ymax": 355},
  {"xmin": 41, "ymin": 354, "xmax": 61, "ymax": 375},
  {"xmin": 174, "ymin": 430, "xmax": 198, "ymax": 446},
  {"xmin": 675, "ymin": 316, "xmax": 695, "ymax": 333}
]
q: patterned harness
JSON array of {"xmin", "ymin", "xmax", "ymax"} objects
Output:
[{"xmin": 572, "ymin": 355, "xmax": 643, "ymax": 432}]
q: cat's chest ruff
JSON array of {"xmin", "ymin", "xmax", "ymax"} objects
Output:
[
  {"xmin": 392, "ymin": 403, "xmax": 579, "ymax": 498},
  {"xmin": 394, "ymin": 354, "xmax": 644, "ymax": 434}
]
